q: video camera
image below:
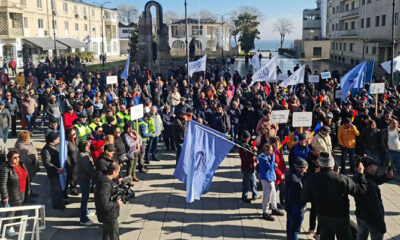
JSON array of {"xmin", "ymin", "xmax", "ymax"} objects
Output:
[{"xmin": 112, "ymin": 176, "xmax": 136, "ymax": 204}]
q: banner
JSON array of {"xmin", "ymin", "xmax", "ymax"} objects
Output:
[
  {"xmin": 249, "ymin": 56, "xmax": 278, "ymax": 86},
  {"xmin": 381, "ymin": 55, "xmax": 400, "ymax": 74},
  {"xmin": 279, "ymin": 65, "xmax": 305, "ymax": 88},
  {"xmin": 250, "ymin": 53, "xmax": 261, "ymax": 72},
  {"xmin": 270, "ymin": 110, "xmax": 290, "ymax": 124},
  {"xmin": 187, "ymin": 55, "xmax": 207, "ymax": 77},
  {"xmin": 292, "ymin": 112, "xmax": 313, "ymax": 127}
]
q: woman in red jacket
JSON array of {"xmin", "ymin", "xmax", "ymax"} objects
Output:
[
  {"xmin": 9, "ymin": 58, "xmax": 17, "ymax": 76},
  {"xmin": 271, "ymin": 136, "xmax": 287, "ymax": 209},
  {"xmin": 63, "ymin": 105, "xmax": 77, "ymax": 130}
]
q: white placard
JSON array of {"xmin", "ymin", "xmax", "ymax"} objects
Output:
[
  {"xmin": 321, "ymin": 72, "xmax": 331, "ymax": 79},
  {"xmin": 335, "ymin": 89, "xmax": 342, "ymax": 99},
  {"xmin": 309, "ymin": 75, "xmax": 320, "ymax": 83},
  {"xmin": 369, "ymin": 83, "xmax": 385, "ymax": 95},
  {"xmin": 106, "ymin": 76, "xmax": 118, "ymax": 85},
  {"xmin": 270, "ymin": 110, "xmax": 290, "ymax": 124},
  {"xmin": 130, "ymin": 104, "xmax": 144, "ymax": 120},
  {"xmin": 292, "ymin": 112, "xmax": 313, "ymax": 127}
]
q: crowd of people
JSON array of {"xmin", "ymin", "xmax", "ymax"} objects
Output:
[{"xmin": 0, "ymin": 53, "xmax": 397, "ymax": 240}]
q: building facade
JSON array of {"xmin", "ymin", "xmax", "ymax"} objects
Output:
[
  {"xmin": 0, "ymin": 0, "xmax": 119, "ymax": 67},
  {"xmin": 168, "ymin": 18, "xmax": 233, "ymax": 57},
  {"xmin": 327, "ymin": 0, "xmax": 400, "ymax": 65},
  {"xmin": 119, "ymin": 21, "xmax": 135, "ymax": 55}
]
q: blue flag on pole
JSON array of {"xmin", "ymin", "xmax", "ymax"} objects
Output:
[
  {"xmin": 121, "ymin": 54, "xmax": 130, "ymax": 80},
  {"xmin": 365, "ymin": 59, "xmax": 375, "ymax": 84},
  {"xmin": 173, "ymin": 121, "xmax": 234, "ymax": 203},
  {"xmin": 341, "ymin": 61, "xmax": 367, "ymax": 102},
  {"xmin": 59, "ymin": 119, "xmax": 68, "ymax": 191}
]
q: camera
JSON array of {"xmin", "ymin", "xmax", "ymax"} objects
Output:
[{"xmin": 112, "ymin": 176, "xmax": 136, "ymax": 204}]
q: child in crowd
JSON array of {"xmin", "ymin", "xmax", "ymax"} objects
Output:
[
  {"xmin": 238, "ymin": 130, "xmax": 259, "ymax": 202},
  {"xmin": 258, "ymin": 143, "xmax": 284, "ymax": 221},
  {"xmin": 270, "ymin": 137, "xmax": 287, "ymax": 209}
]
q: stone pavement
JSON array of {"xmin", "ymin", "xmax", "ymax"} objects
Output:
[{"xmin": 5, "ymin": 135, "xmax": 400, "ymax": 240}]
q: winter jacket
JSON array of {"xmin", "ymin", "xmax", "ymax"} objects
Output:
[
  {"xmin": 239, "ymin": 142, "xmax": 256, "ymax": 173},
  {"xmin": 0, "ymin": 161, "xmax": 30, "ymax": 206},
  {"xmin": 302, "ymin": 169, "xmax": 367, "ymax": 219},
  {"xmin": 67, "ymin": 140, "xmax": 79, "ymax": 167},
  {"xmin": 63, "ymin": 112, "xmax": 77, "ymax": 130},
  {"xmin": 122, "ymin": 132, "xmax": 141, "ymax": 160},
  {"xmin": 210, "ymin": 112, "xmax": 231, "ymax": 133},
  {"xmin": 380, "ymin": 127, "xmax": 400, "ymax": 152},
  {"xmin": 354, "ymin": 173, "xmax": 391, "ymax": 233},
  {"xmin": 41, "ymin": 143, "xmax": 60, "ymax": 178},
  {"xmin": 258, "ymin": 153, "xmax": 276, "ymax": 182},
  {"xmin": 15, "ymin": 140, "xmax": 39, "ymax": 179},
  {"xmin": 77, "ymin": 152, "xmax": 96, "ymax": 181},
  {"xmin": 46, "ymin": 101, "xmax": 62, "ymax": 119},
  {"xmin": 96, "ymin": 153, "xmax": 116, "ymax": 179},
  {"xmin": 91, "ymin": 140, "xmax": 105, "ymax": 164},
  {"xmin": 274, "ymin": 150, "xmax": 286, "ymax": 185},
  {"xmin": 113, "ymin": 136, "xmax": 126, "ymax": 158},
  {"xmin": 360, "ymin": 128, "xmax": 381, "ymax": 154},
  {"xmin": 240, "ymin": 107, "xmax": 257, "ymax": 133},
  {"xmin": 21, "ymin": 98, "xmax": 37, "ymax": 115},
  {"xmin": 285, "ymin": 169, "xmax": 306, "ymax": 216},
  {"xmin": 289, "ymin": 144, "xmax": 311, "ymax": 169},
  {"xmin": 94, "ymin": 174, "xmax": 120, "ymax": 223},
  {"xmin": 0, "ymin": 108, "xmax": 11, "ymax": 128},
  {"xmin": 172, "ymin": 118, "xmax": 187, "ymax": 144},
  {"xmin": 167, "ymin": 92, "xmax": 181, "ymax": 107},
  {"xmin": 311, "ymin": 132, "xmax": 333, "ymax": 154},
  {"xmin": 4, "ymin": 98, "xmax": 19, "ymax": 116},
  {"xmin": 338, "ymin": 125, "xmax": 360, "ymax": 149}
]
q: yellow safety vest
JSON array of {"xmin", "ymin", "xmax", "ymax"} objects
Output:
[{"xmin": 74, "ymin": 124, "xmax": 91, "ymax": 141}]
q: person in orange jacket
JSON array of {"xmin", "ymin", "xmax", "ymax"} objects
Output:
[{"xmin": 338, "ymin": 118, "xmax": 360, "ymax": 174}]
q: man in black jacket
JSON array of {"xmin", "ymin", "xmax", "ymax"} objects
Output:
[
  {"xmin": 302, "ymin": 152, "xmax": 367, "ymax": 240},
  {"xmin": 355, "ymin": 156, "xmax": 393, "ymax": 240},
  {"xmin": 96, "ymin": 144, "xmax": 117, "ymax": 180},
  {"xmin": 95, "ymin": 162, "xmax": 123, "ymax": 240}
]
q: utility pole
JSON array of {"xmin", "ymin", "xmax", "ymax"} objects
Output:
[
  {"xmin": 185, "ymin": 0, "xmax": 189, "ymax": 80},
  {"xmin": 93, "ymin": 1, "xmax": 110, "ymax": 66},
  {"xmin": 391, "ymin": 0, "xmax": 396, "ymax": 85},
  {"xmin": 217, "ymin": 13, "xmax": 229, "ymax": 63},
  {"xmin": 52, "ymin": 10, "xmax": 57, "ymax": 58}
]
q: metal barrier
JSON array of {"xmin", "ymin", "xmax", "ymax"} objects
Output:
[
  {"xmin": 0, "ymin": 215, "xmax": 28, "ymax": 240},
  {"xmin": 0, "ymin": 205, "xmax": 45, "ymax": 240}
]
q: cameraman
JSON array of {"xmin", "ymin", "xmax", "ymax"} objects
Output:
[{"xmin": 95, "ymin": 162, "xmax": 123, "ymax": 240}]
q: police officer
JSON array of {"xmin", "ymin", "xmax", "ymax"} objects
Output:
[
  {"xmin": 116, "ymin": 105, "xmax": 130, "ymax": 133},
  {"xmin": 73, "ymin": 112, "xmax": 91, "ymax": 142},
  {"xmin": 89, "ymin": 112, "xmax": 103, "ymax": 132}
]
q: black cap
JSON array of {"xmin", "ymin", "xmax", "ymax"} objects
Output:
[
  {"xmin": 241, "ymin": 130, "xmax": 251, "ymax": 139},
  {"xmin": 46, "ymin": 131, "xmax": 59, "ymax": 143},
  {"xmin": 66, "ymin": 105, "xmax": 73, "ymax": 111},
  {"xmin": 321, "ymin": 126, "xmax": 331, "ymax": 132},
  {"xmin": 343, "ymin": 118, "xmax": 352, "ymax": 124},
  {"xmin": 49, "ymin": 118, "xmax": 58, "ymax": 123},
  {"xmin": 104, "ymin": 144, "xmax": 116, "ymax": 152},
  {"xmin": 78, "ymin": 112, "xmax": 87, "ymax": 118},
  {"xmin": 361, "ymin": 156, "xmax": 379, "ymax": 168},
  {"xmin": 298, "ymin": 133, "xmax": 307, "ymax": 141}
]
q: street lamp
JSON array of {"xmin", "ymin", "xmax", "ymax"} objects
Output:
[
  {"xmin": 93, "ymin": 1, "xmax": 110, "ymax": 66},
  {"xmin": 217, "ymin": 13, "xmax": 230, "ymax": 61},
  {"xmin": 52, "ymin": 10, "xmax": 57, "ymax": 58},
  {"xmin": 127, "ymin": 9, "xmax": 136, "ymax": 57},
  {"xmin": 391, "ymin": 0, "xmax": 396, "ymax": 85}
]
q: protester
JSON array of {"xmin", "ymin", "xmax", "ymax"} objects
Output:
[
  {"xmin": 0, "ymin": 100, "xmax": 11, "ymax": 143},
  {"xmin": 338, "ymin": 118, "xmax": 360, "ymax": 173}
]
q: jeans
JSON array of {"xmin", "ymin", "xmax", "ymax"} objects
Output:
[
  {"xmin": 25, "ymin": 114, "xmax": 36, "ymax": 132},
  {"xmin": 341, "ymin": 147, "xmax": 355, "ymax": 173},
  {"xmin": 78, "ymin": 178, "xmax": 91, "ymax": 223},
  {"xmin": 1, "ymin": 126, "xmax": 9, "ymax": 143},
  {"xmin": 231, "ymin": 125, "xmax": 239, "ymax": 142},
  {"xmin": 175, "ymin": 142, "xmax": 182, "ymax": 165},
  {"xmin": 386, "ymin": 150, "xmax": 400, "ymax": 176},
  {"xmin": 261, "ymin": 180, "xmax": 277, "ymax": 213},
  {"xmin": 357, "ymin": 217, "xmax": 384, "ymax": 240},
  {"xmin": 242, "ymin": 171, "xmax": 258, "ymax": 199},
  {"xmin": 41, "ymin": 111, "xmax": 48, "ymax": 125},
  {"xmin": 150, "ymin": 136, "xmax": 159, "ymax": 158},
  {"xmin": 138, "ymin": 141, "xmax": 147, "ymax": 170},
  {"xmin": 278, "ymin": 125, "xmax": 290, "ymax": 151},
  {"xmin": 145, "ymin": 136, "xmax": 159, "ymax": 162},
  {"xmin": 319, "ymin": 215, "xmax": 352, "ymax": 240},
  {"xmin": 49, "ymin": 177, "xmax": 63, "ymax": 209},
  {"xmin": 287, "ymin": 212, "xmax": 304, "ymax": 240},
  {"xmin": 276, "ymin": 183, "xmax": 285, "ymax": 206},
  {"xmin": 102, "ymin": 220, "xmax": 119, "ymax": 240}
]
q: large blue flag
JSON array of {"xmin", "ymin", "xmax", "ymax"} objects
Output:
[
  {"xmin": 59, "ymin": 119, "xmax": 68, "ymax": 191},
  {"xmin": 341, "ymin": 61, "xmax": 367, "ymax": 102},
  {"xmin": 121, "ymin": 54, "xmax": 130, "ymax": 80},
  {"xmin": 365, "ymin": 59, "xmax": 375, "ymax": 84},
  {"xmin": 173, "ymin": 121, "xmax": 234, "ymax": 203}
]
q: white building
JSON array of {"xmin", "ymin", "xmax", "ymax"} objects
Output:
[
  {"xmin": 119, "ymin": 21, "xmax": 135, "ymax": 55},
  {"xmin": 168, "ymin": 18, "xmax": 232, "ymax": 57}
]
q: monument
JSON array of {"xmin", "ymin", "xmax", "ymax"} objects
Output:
[{"xmin": 135, "ymin": 1, "xmax": 172, "ymax": 73}]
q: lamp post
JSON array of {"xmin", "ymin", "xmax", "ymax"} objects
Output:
[
  {"xmin": 391, "ymin": 0, "xmax": 396, "ymax": 85},
  {"xmin": 127, "ymin": 9, "xmax": 136, "ymax": 57},
  {"xmin": 217, "ymin": 13, "xmax": 230, "ymax": 62},
  {"xmin": 185, "ymin": 0, "xmax": 189, "ymax": 79},
  {"xmin": 52, "ymin": 10, "xmax": 57, "ymax": 58},
  {"xmin": 93, "ymin": 1, "xmax": 110, "ymax": 66}
]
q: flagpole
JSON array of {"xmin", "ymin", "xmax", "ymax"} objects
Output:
[
  {"xmin": 391, "ymin": 0, "xmax": 396, "ymax": 85},
  {"xmin": 185, "ymin": 0, "xmax": 190, "ymax": 83}
]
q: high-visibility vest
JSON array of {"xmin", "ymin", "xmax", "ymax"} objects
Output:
[
  {"xmin": 74, "ymin": 124, "xmax": 91, "ymax": 141},
  {"xmin": 89, "ymin": 121, "xmax": 103, "ymax": 132},
  {"xmin": 116, "ymin": 112, "xmax": 131, "ymax": 133},
  {"xmin": 139, "ymin": 121, "xmax": 149, "ymax": 141},
  {"xmin": 147, "ymin": 117, "xmax": 155, "ymax": 134},
  {"xmin": 102, "ymin": 116, "xmax": 117, "ymax": 125}
]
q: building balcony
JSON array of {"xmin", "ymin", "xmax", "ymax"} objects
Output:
[
  {"xmin": 104, "ymin": 18, "xmax": 117, "ymax": 24},
  {"xmin": 0, "ymin": 27, "xmax": 24, "ymax": 39},
  {"xmin": 0, "ymin": 0, "xmax": 26, "ymax": 9},
  {"xmin": 340, "ymin": 8, "xmax": 359, "ymax": 20},
  {"xmin": 338, "ymin": 29, "xmax": 359, "ymax": 38}
]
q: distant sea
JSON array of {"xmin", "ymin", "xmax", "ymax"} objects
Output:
[{"xmin": 254, "ymin": 40, "xmax": 294, "ymax": 51}]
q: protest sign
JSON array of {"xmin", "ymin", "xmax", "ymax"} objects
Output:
[
  {"xmin": 270, "ymin": 110, "xmax": 290, "ymax": 124},
  {"xmin": 369, "ymin": 83, "xmax": 385, "ymax": 95},
  {"xmin": 106, "ymin": 76, "xmax": 118, "ymax": 85},
  {"xmin": 292, "ymin": 112, "xmax": 313, "ymax": 127},
  {"xmin": 321, "ymin": 72, "xmax": 331, "ymax": 79},
  {"xmin": 309, "ymin": 75, "xmax": 320, "ymax": 83},
  {"xmin": 130, "ymin": 104, "xmax": 144, "ymax": 120}
]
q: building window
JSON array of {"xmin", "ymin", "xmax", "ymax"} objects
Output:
[
  {"xmin": 23, "ymin": 17, "xmax": 28, "ymax": 28},
  {"xmin": 372, "ymin": 47, "xmax": 376, "ymax": 54},
  {"xmin": 84, "ymin": 24, "xmax": 88, "ymax": 31},
  {"xmin": 50, "ymin": 0, "xmax": 56, "ymax": 11},
  {"xmin": 332, "ymin": 7, "xmax": 335, "ymax": 14},
  {"xmin": 342, "ymin": 57, "xmax": 345, "ymax": 62},
  {"xmin": 332, "ymin": 24, "xmax": 335, "ymax": 31},
  {"xmin": 313, "ymin": 47, "xmax": 322, "ymax": 58},
  {"xmin": 366, "ymin": 18, "xmax": 371, "ymax": 28},
  {"xmin": 63, "ymin": 2, "xmax": 68, "ymax": 13},
  {"xmin": 171, "ymin": 25, "xmax": 185, "ymax": 38},
  {"xmin": 366, "ymin": 46, "xmax": 369, "ymax": 54},
  {"xmin": 382, "ymin": 15, "xmax": 386, "ymax": 26},
  {"xmin": 38, "ymin": 18, "xmax": 43, "ymax": 28},
  {"xmin": 74, "ymin": 5, "xmax": 78, "ymax": 15},
  {"xmin": 351, "ymin": 59, "xmax": 354, "ymax": 65},
  {"xmin": 64, "ymin": 21, "xmax": 68, "ymax": 30},
  {"xmin": 92, "ymin": 9, "xmax": 95, "ymax": 17},
  {"xmin": 351, "ymin": 2, "xmax": 355, "ymax": 9},
  {"xmin": 192, "ymin": 26, "xmax": 203, "ymax": 36},
  {"xmin": 343, "ymin": 43, "xmax": 347, "ymax": 51},
  {"xmin": 75, "ymin": 23, "xmax": 78, "ymax": 31},
  {"xmin": 346, "ymin": 4, "xmax": 349, "ymax": 11},
  {"xmin": 332, "ymin": 42, "xmax": 335, "ymax": 49},
  {"xmin": 361, "ymin": 19, "xmax": 364, "ymax": 28},
  {"xmin": 351, "ymin": 21, "xmax": 355, "ymax": 29},
  {"xmin": 362, "ymin": 0, "xmax": 365, "ymax": 5},
  {"xmin": 37, "ymin": 0, "xmax": 42, "ymax": 9},
  {"xmin": 367, "ymin": 0, "xmax": 371, "ymax": 3},
  {"xmin": 339, "ymin": 43, "xmax": 342, "ymax": 50},
  {"xmin": 350, "ymin": 43, "xmax": 355, "ymax": 52},
  {"xmin": 375, "ymin": 16, "xmax": 380, "ymax": 26},
  {"xmin": 53, "ymin": 20, "xmax": 57, "ymax": 29},
  {"xmin": 345, "ymin": 22, "xmax": 349, "ymax": 30}
]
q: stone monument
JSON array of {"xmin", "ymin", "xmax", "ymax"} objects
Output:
[{"xmin": 135, "ymin": 1, "xmax": 171, "ymax": 72}]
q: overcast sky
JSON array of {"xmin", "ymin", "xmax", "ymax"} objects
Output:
[{"xmin": 107, "ymin": 0, "xmax": 316, "ymax": 40}]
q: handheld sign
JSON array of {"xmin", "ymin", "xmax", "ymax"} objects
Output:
[
  {"xmin": 335, "ymin": 90, "xmax": 342, "ymax": 99},
  {"xmin": 130, "ymin": 104, "xmax": 144, "ymax": 121},
  {"xmin": 292, "ymin": 112, "xmax": 313, "ymax": 127},
  {"xmin": 309, "ymin": 75, "xmax": 320, "ymax": 83},
  {"xmin": 270, "ymin": 110, "xmax": 290, "ymax": 124},
  {"xmin": 106, "ymin": 76, "xmax": 118, "ymax": 85},
  {"xmin": 369, "ymin": 83, "xmax": 385, "ymax": 95},
  {"xmin": 321, "ymin": 72, "xmax": 331, "ymax": 79}
]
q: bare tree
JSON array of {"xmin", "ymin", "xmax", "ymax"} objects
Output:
[
  {"xmin": 189, "ymin": 10, "xmax": 217, "ymax": 21},
  {"xmin": 273, "ymin": 18, "xmax": 293, "ymax": 49},
  {"xmin": 117, "ymin": 4, "xmax": 138, "ymax": 23},
  {"xmin": 164, "ymin": 11, "xmax": 180, "ymax": 24}
]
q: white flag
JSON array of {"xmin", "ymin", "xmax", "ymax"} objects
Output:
[
  {"xmin": 249, "ymin": 56, "xmax": 278, "ymax": 86},
  {"xmin": 187, "ymin": 55, "xmax": 207, "ymax": 77},
  {"xmin": 381, "ymin": 55, "xmax": 400, "ymax": 74},
  {"xmin": 279, "ymin": 64, "xmax": 305, "ymax": 88},
  {"xmin": 250, "ymin": 54, "xmax": 261, "ymax": 72}
]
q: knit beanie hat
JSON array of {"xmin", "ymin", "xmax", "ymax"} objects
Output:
[{"xmin": 319, "ymin": 152, "xmax": 334, "ymax": 168}]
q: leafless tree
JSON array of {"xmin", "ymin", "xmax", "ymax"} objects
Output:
[
  {"xmin": 189, "ymin": 10, "xmax": 218, "ymax": 22},
  {"xmin": 273, "ymin": 18, "xmax": 293, "ymax": 49},
  {"xmin": 117, "ymin": 4, "xmax": 138, "ymax": 23},
  {"xmin": 164, "ymin": 11, "xmax": 181, "ymax": 24}
]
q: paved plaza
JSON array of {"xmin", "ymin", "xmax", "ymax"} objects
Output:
[{"xmin": 5, "ymin": 136, "xmax": 400, "ymax": 240}]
